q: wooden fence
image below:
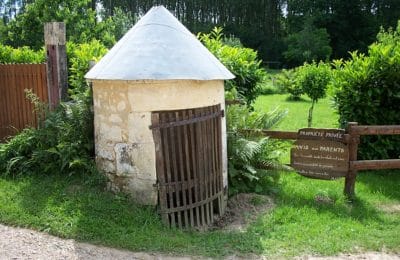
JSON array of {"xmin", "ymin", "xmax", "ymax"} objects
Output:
[
  {"xmin": 0, "ymin": 64, "xmax": 48, "ymax": 141},
  {"xmin": 245, "ymin": 122, "xmax": 400, "ymax": 198}
]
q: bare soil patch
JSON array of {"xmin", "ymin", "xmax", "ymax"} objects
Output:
[
  {"xmin": 378, "ymin": 203, "xmax": 400, "ymax": 214},
  {"xmin": 213, "ymin": 193, "xmax": 275, "ymax": 231}
]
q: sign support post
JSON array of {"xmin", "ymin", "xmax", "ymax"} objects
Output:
[{"xmin": 344, "ymin": 122, "xmax": 360, "ymax": 199}]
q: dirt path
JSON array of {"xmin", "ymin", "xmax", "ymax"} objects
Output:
[
  {"xmin": 0, "ymin": 224, "xmax": 191, "ymax": 260},
  {"xmin": 0, "ymin": 223, "xmax": 399, "ymax": 260}
]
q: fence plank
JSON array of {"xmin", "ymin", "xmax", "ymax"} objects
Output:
[
  {"xmin": 0, "ymin": 64, "xmax": 48, "ymax": 141},
  {"xmin": 351, "ymin": 125, "xmax": 400, "ymax": 135},
  {"xmin": 241, "ymin": 129, "xmax": 298, "ymax": 140},
  {"xmin": 351, "ymin": 159, "xmax": 400, "ymax": 171}
]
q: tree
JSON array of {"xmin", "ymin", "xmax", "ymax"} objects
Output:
[
  {"xmin": 283, "ymin": 18, "xmax": 332, "ymax": 67},
  {"xmin": 296, "ymin": 62, "xmax": 331, "ymax": 127},
  {"xmin": 1, "ymin": 0, "xmax": 134, "ymax": 49}
]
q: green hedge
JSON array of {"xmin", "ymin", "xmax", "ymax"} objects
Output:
[
  {"xmin": 0, "ymin": 44, "xmax": 45, "ymax": 63},
  {"xmin": 333, "ymin": 22, "xmax": 400, "ymax": 159},
  {"xmin": 199, "ymin": 27, "xmax": 267, "ymax": 106}
]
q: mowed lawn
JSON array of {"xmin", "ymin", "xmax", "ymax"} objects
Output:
[
  {"xmin": 0, "ymin": 93, "xmax": 399, "ymax": 257},
  {"xmin": 255, "ymin": 94, "xmax": 340, "ymax": 130},
  {"xmin": 254, "ymin": 94, "xmax": 400, "ymax": 255}
]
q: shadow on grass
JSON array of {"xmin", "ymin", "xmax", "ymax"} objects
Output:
[
  {"xmin": 4, "ymin": 173, "xmax": 264, "ymax": 257},
  {"xmin": 356, "ymin": 169, "xmax": 400, "ymax": 201},
  {"xmin": 285, "ymin": 96, "xmax": 310, "ymax": 103},
  {"xmin": 270, "ymin": 173, "xmax": 386, "ymax": 224}
]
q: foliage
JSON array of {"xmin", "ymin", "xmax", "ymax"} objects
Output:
[
  {"xmin": 284, "ymin": 18, "xmax": 332, "ymax": 67},
  {"xmin": 0, "ymin": 41, "xmax": 107, "ymax": 178},
  {"xmin": 296, "ymin": 62, "xmax": 331, "ymax": 127},
  {"xmin": 285, "ymin": 0, "xmax": 394, "ymax": 60},
  {"xmin": 67, "ymin": 40, "xmax": 108, "ymax": 96},
  {"xmin": 199, "ymin": 27, "xmax": 267, "ymax": 105},
  {"xmin": 0, "ymin": 89, "xmax": 97, "ymax": 177},
  {"xmin": 0, "ymin": 0, "xmax": 134, "ymax": 50},
  {"xmin": 275, "ymin": 68, "xmax": 304, "ymax": 100},
  {"xmin": 2, "ymin": 0, "xmax": 400, "ymax": 66},
  {"xmin": 332, "ymin": 23, "xmax": 400, "ymax": 159},
  {"xmin": 226, "ymin": 89, "xmax": 288, "ymax": 195},
  {"xmin": 0, "ymin": 44, "xmax": 45, "ymax": 63}
]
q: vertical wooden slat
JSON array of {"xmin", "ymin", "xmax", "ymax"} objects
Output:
[
  {"xmin": 0, "ymin": 66, "xmax": 5, "ymax": 140},
  {"xmin": 182, "ymin": 110, "xmax": 195, "ymax": 227},
  {"xmin": 203, "ymin": 106, "xmax": 211, "ymax": 224},
  {"xmin": 3, "ymin": 65, "xmax": 11, "ymax": 139},
  {"xmin": 15, "ymin": 64, "xmax": 24, "ymax": 131},
  {"xmin": 160, "ymin": 113, "xmax": 175, "ymax": 227},
  {"xmin": 175, "ymin": 111, "xmax": 189, "ymax": 227},
  {"xmin": 11, "ymin": 64, "xmax": 20, "ymax": 133},
  {"xmin": 195, "ymin": 107, "xmax": 206, "ymax": 226},
  {"xmin": 151, "ymin": 113, "xmax": 169, "ymax": 225},
  {"xmin": 22, "ymin": 65, "xmax": 30, "ymax": 128},
  {"xmin": 169, "ymin": 112, "xmax": 183, "ymax": 228},
  {"xmin": 188, "ymin": 109, "xmax": 200, "ymax": 226},
  {"xmin": 209, "ymin": 106, "xmax": 216, "ymax": 218}
]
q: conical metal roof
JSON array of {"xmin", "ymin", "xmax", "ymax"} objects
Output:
[{"xmin": 85, "ymin": 6, "xmax": 234, "ymax": 81}]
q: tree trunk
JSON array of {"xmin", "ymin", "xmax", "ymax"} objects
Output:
[{"xmin": 308, "ymin": 100, "xmax": 315, "ymax": 127}]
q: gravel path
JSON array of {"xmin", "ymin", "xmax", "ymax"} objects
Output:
[
  {"xmin": 0, "ymin": 224, "xmax": 191, "ymax": 260},
  {"xmin": 0, "ymin": 223, "xmax": 399, "ymax": 260}
]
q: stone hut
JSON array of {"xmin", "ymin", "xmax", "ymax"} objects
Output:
[{"xmin": 85, "ymin": 6, "xmax": 234, "ymax": 227}]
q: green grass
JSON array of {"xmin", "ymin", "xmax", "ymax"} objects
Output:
[
  {"xmin": 255, "ymin": 94, "xmax": 340, "ymax": 130},
  {"xmin": 0, "ymin": 93, "xmax": 399, "ymax": 257}
]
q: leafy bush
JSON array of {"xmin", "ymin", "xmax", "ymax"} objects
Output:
[
  {"xmin": 275, "ymin": 68, "xmax": 304, "ymax": 99},
  {"xmin": 226, "ymin": 89, "xmax": 288, "ymax": 195},
  {"xmin": 67, "ymin": 40, "xmax": 108, "ymax": 96},
  {"xmin": 296, "ymin": 62, "xmax": 332, "ymax": 127},
  {"xmin": 199, "ymin": 27, "xmax": 267, "ymax": 105},
  {"xmin": 332, "ymin": 22, "xmax": 400, "ymax": 159},
  {"xmin": 0, "ymin": 44, "xmax": 45, "ymax": 63},
  {"xmin": 0, "ymin": 89, "xmax": 97, "ymax": 177}
]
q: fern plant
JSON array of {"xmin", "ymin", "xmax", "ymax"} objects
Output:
[
  {"xmin": 226, "ymin": 92, "xmax": 289, "ymax": 195},
  {"xmin": 0, "ymin": 89, "xmax": 97, "ymax": 177}
]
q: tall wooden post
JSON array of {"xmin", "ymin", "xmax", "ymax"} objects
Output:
[
  {"xmin": 44, "ymin": 22, "xmax": 68, "ymax": 109},
  {"xmin": 344, "ymin": 122, "xmax": 360, "ymax": 200}
]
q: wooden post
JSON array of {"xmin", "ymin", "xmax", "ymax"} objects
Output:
[
  {"xmin": 344, "ymin": 122, "xmax": 360, "ymax": 199},
  {"xmin": 44, "ymin": 22, "xmax": 68, "ymax": 108}
]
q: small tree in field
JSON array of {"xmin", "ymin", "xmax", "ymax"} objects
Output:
[{"xmin": 297, "ymin": 62, "xmax": 331, "ymax": 127}]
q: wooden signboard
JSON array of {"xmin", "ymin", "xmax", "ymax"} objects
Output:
[{"xmin": 291, "ymin": 128, "xmax": 349, "ymax": 180}]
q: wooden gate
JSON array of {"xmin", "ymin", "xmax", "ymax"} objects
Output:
[
  {"xmin": 151, "ymin": 104, "xmax": 225, "ymax": 228},
  {"xmin": 0, "ymin": 64, "xmax": 48, "ymax": 141}
]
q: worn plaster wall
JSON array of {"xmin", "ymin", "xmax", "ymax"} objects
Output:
[{"xmin": 92, "ymin": 79, "xmax": 227, "ymax": 205}]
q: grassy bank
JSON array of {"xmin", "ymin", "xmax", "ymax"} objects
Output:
[{"xmin": 0, "ymin": 93, "xmax": 399, "ymax": 257}]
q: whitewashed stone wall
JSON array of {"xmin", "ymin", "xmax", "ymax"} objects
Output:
[{"xmin": 92, "ymin": 79, "xmax": 227, "ymax": 205}]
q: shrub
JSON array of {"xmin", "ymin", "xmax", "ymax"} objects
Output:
[
  {"xmin": 296, "ymin": 62, "xmax": 332, "ymax": 127},
  {"xmin": 67, "ymin": 40, "xmax": 108, "ymax": 96},
  {"xmin": 0, "ymin": 44, "xmax": 45, "ymax": 63},
  {"xmin": 275, "ymin": 68, "xmax": 304, "ymax": 99},
  {"xmin": 226, "ymin": 89, "xmax": 288, "ymax": 195},
  {"xmin": 0, "ymin": 89, "xmax": 97, "ymax": 177},
  {"xmin": 199, "ymin": 27, "xmax": 267, "ymax": 106},
  {"xmin": 332, "ymin": 22, "xmax": 400, "ymax": 159}
]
